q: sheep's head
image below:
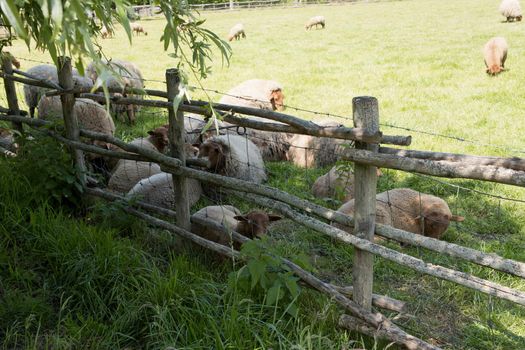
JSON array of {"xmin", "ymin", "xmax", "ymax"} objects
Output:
[
  {"xmin": 197, "ymin": 140, "xmax": 227, "ymax": 172},
  {"xmin": 487, "ymin": 64, "xmax": 504, "ymax": 75},
  {"xmin": 147, "ymin": 126, "xmax": 170, "ymax": 153},
  {"xmin": 270, "ymin": 89, "xmax": 285, "ymax": 111},
  {"xmin": 234, "ymin": 210, "xmax": 282, "ymax": 239},
  {"xmin": 419, "ymin": 209, "xmax": 464, "ymax": 239}
]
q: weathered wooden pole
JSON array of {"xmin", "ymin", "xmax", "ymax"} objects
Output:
[
  {"xmin": 351, "ymin": 96, "xmax": 379, "ymax": 310},
  {"xmin": 1, "ymin": 55, "xmax": 23, "ymax": 132},
  {"xmin": 57, "ymin": 56, "xmax": 86, "ymax": 186},
  {"xmin": 166, "ymin": 68, "xmax": 191, "ymax": 230}
]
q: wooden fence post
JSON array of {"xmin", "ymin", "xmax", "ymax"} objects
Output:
[
  {"xmin": 351, "ymin": 96, "xmax": 379, "ymax": 310},
  {"xmin": 166, "ymin": 68, "xmax": 191, "ymax": 230},
  {"xmin": 57, "ymin": 56, "xmax": 86, "ymax": 186},
  {"xmin": 1, "ymin": 56, "xmax": 23, "ymax": 133}
]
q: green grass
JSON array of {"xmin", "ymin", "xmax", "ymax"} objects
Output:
[{"xmin": 2, "ymin": 0, "xmax": 525, "ymax": 349}]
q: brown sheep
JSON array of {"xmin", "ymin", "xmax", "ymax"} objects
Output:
[
  {"xmin": 228, "ymin": 23, "xmax": 246, "ymax": 42},
  {"xmin": 335, "ymin": 188, "xmax": 464, "ymax": 240},
  {"xmin": 483, "ymin": 37, "xmax": 508, "ymax": 75},
  {"xmin": 131, "ymin": 23, "xmax": 148, "ymax": 36}
]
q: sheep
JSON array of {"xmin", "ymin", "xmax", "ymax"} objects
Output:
[
  {"xmin": 305, "ymin": 16, "xmax": 325, "ymax": 30},
  {"xmin": 197, "ymin": 134, "xmax": 267, "ymax": 184},
  {"xmin": 183, "ymin": 114, "xmax": 221, "ymax": 144},
  {"xmin": 218, "ymin": 79, "xmax": 289, "ymax": 161},
  {"xmin": 86, "ymin": 59, "xmax": 144, "ymax": 123},
  {"xmin": 101, "ymin": 26, "xmax": 114, "ymax": 39},
  {"xmin": 131, "ymin": 23, "xmax": 148, "ymax": 36},
  {"xmin": 23, "ymin": 64, "xmax": 94, "ymax": 118},
  {"xmin": 127, "ymin": 172, "xmax": 202, "ymax": 209},
  {"xmin": 287, "ymin": 121, "xmax": 348, "ymax": 168},
  {"xmin": 335, "ymin": 188, "xmax": 464, "ymax": 240},
  {"xmin": 483, "ymin": 37, "xmax": 508, "ymax": 76},
  {"xmin": 500, "ymin": 0, "xmax": 522, "ymax": 22},
  {"xmin": 228, "ymin": 23, "xmax": 246, "ymax": 42},
  {"xmin": 191, "ymin": 205, "xmax": 282, "ymax": 250}
]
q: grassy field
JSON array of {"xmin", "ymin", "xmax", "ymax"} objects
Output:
[{"xmin": 2, "ymin": 0, "xmax": 525, "ymax": 349}]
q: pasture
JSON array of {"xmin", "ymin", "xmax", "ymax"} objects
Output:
[{"xmin": 2, "ymin": 0, "xmax": 525, "ymax": 349}]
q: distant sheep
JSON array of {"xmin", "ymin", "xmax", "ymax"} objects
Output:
[
  {"xmin": 23, "ymin": 64, "xmax": 93, "ymax": 117},
  {"xmin": 86, "ymin": 59, "xmax": 144, "ymax": 123},
  {"xmin": 336, "ymin": 188, "xmax": 464, "ymax": 240},
  {"xmin": 197, "ymin": 134, "xmax": 267, "ymax": 184},
  {"xmin": 287, "ymin": 121, "xmax": 348, "ymax": 168},
  {"xmin": 483, "ymin": 37, "xmax": 508, "ymax": 75},
  {"xmin": 101, "ymin": 26, "xmax": 114, "ymax": 39},
  {"xmin": 191, "ymin": 205, "xmax": 282, "ymax": 249},
  {"xmin": 500, "ymin": 0, "xmax": 522, "ymax": 22},
  {"xmin": 305, "ymin": 16, "xmax": 325, "ymax": 30},
  {"xmin": 131, "ymin": 23, "xmax": 148, "ymax": 36},
  {"xmin": 228, "ymin": 23, "xmax": 246, "ymax": 41},
  {"xmin": 127, "ymin": 172, "xmax": 202, "ymax": 209}
]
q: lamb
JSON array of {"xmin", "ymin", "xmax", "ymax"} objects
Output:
[
  {"xmin": 23, "ymin": 64, "xmax": 94, "ymax": 117},
  {"xmin": 287, "ymin": 121, "xmax": 348, "ymax": 168},
  {"xmin": 227, "ymin": 23, "xmax": 246, "ymax": 42},
  {"xmin": 335, "ymin": 188, "xmax": 464, "ymax": 240},
  {"xmin": 191, "ymin": 205, "xmax": 282, "ymax": 249},
  {"xmin": 127, "ymin": 172, "xmax": 202, "ymax": 209},
  {"xmin": 86, "ymin": 59, "xmax": 144, "ymax": 123},
  {"xmin": 197, "ymin": 134, "xmax": 267, "ymax": 184},
  {"xmin": 131, "ymin": 23, "xmax": 148, "ymax": 36},
  {"xmin": 218, "ymin": 79, "xmax": 289, "ymax": 161},
  {"xmin": 305, "ymin": 16, "xmax": 326, "ymax": 30},
  {"xmin": 483, "ymin": 37, "xmax": 508, "ymax": 75},
  {"xmin": 500, "ymin": 0, "xmax": 522, "ymax": 22}
]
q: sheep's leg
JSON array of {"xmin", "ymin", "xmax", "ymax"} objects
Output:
[
  {"xmin": 502, "ymin": 52, "xmax": 507, "ymax": 67},
  {"xmin": 126, "ymin": 104, "xmax": 135, "ymax": 124}
]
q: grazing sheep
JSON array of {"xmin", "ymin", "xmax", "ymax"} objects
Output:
[
  {"xmin": 23, "ymin": 64, "xmax": 93, "ymax": 118},
  {"xmin": 218, "ymin": 79, "xmax": 289, "ymax": 161},
  {"xmin": 86, "ymin": 59, "xmax": 144, "ymax": 123},
  {"xmin": 191, "ymin": 205, "xmax": 282, "ymax": 249},
  {"xmin": 197, "ymin": 134, "xmax": 267, "ymax": 184},
  {"xmin": 305, "ymin": 16, "xmax": 326, "ymax": 30},
  {"xmin": 228, "ymin": 23, "xmax": 246, "ymax": 42},
  {"xmin": 287, "ymin": 121, "xmax": 348, "ymax": 168},
  {"xmin": 131, "ymin": 23, "xmax": 148, "ymax": 36},
  {"xmin": 500, "ymin": 0, "xmax": 522, "ymax": 22},
  {"xmin": 312, "ymin": 166, "xmax": 383, "ymax": 201},
  {"xmin": 336, "ymin": 188, "xmax": 464, "ymax": 240},
  {"xmin": 101, "ymin": 26, "xmax": 114, "ymax": 39},
  {"xmin": 483, "ymin": 37, "xmax": 508, "ymax": 75},
  {"xmin": 127, "ymin": 172, "xmax": 202, "ymax": 209}
]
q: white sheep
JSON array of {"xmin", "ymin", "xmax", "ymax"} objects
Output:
[
  {"xmin": 191, "ymin": 205, "xmax": 282, "ymax": 249},
  {"xmin": 86, "ymin": 59, "xmax": 144, "ymax": 123},
  {"xmin": 483, "ymin": 37, "xmax": 508, "ymax": 75},
  {"xmin": 287, "ymin": 121, "xmax": 348, "ymax": 168},
  {"xmin": 127, "ymin": 172, "xmax": 202, "ymax": 209},
  {"xmin": 500, "ymin": 0, "xmax": 522, "ymax": 22},
  {"xmin": 305, "ymin": 16, "xmax": 326, "ymax": 30},
  {"xmin": 23, "ymin": 64, "xmax": 93, "ymax": 118},
  {"xmin": 131, "ymin": 23, "xmax": 148, "ymax": 36},
  {"xmin": 228, "ymin": 23, "xmax": 246, "ymax": 42},
  {"xmin": 197, "ymin": 134, "xmax": 267, "ymax": 183},
  {"xmin": 336, "ymin": 188, "xmax": 464, "ymax": 240}
]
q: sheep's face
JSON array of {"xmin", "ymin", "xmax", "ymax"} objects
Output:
[
  {"xmin": 487, "ymin": 64, "xmax": 503, "ymax": 75},
  {"xmin": 147, "ymin": 126, "xmax": 170, "ymax": 153},
  {"xmin": 270, "ymin": 90, "xmax": 285, "ymax": 111},
  {"xmin": 234, "ymin": 211, "xmax": 282, "ymax": 239},
  {"xmin": 421, "ymin": 210, "xmax": 464, "ymax": 239},
  {"xmin": 198, "ymin": 141, "xmax": 226, "ymax": 172}
]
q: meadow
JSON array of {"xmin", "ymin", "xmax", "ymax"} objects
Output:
[{"xmin": 2, "ymin": 0, "xmax": 525, "ymax": 349}]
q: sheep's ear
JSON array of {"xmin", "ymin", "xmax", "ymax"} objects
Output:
[
  {"xmin": 451, "ymin": 215, "xmax": 464, "ymax": 222},
  {"xmin": 268, "ymin": 214, "xmax": 282, "ymax": 222},
  {"xmin": 234, "ymin": 215, "xmax": 249, "ymax": 222}
]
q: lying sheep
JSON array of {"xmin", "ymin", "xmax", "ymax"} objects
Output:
[
  {"xmin": 127, "ymin": 172, "xmax": 202, "ymax": 209},
  {"xmin": 191, "ymin": 205, "xmax": 282, "ymax": 250},
  {"xmin": 228, "ymin": 23, "xmax": 246, "ymax": 42},
  {"xmin": 336, "ymin": 188, "xmax": 464, "ymax": 240},
  {"xmin": 287, "ymin": 121, "xmax": 348, "ymax": 168},
  {"xmin": 23, "ymin": 64, "xmax": 93, "ymax": 118},
  {"xmin": 131, "ymin": 23, "xmax": 148, "ymax": 36},
  {"xmin": 218, "ymin": 79, "xmax": 289, "ymax": 161},
  {"xmin": 305, "ymin": 16, "xmax": 325, "ymax": 30},
  {"xmin": 108, "ymin": 127, "xmax": 171, "ymax": 193},
  {"xmin": 86, "ymin": 59, "xmax": 144, "ymax": 123},
  {"xmin": 483, "ymin": 37, "xmax": 508, "ymax": 75},
  {"xmin": 500, "ymin": 0, "xmax": 522, "ymax": 22},
  {"xmin": 197, "ymin": 134, "xmax": 267, "ymax": 184}
]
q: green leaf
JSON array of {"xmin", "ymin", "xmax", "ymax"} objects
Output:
[
  {"xmin": 284, "ymin": 276, "xmax": 300, "ymax": 298},
  {"xmin": 0, "ymin": 0, "xmax": 28, "ymax": 40},
  {"xmin": 50, "ymin": 0, "xmax": 63, "ymax": 28},
  {"xmin": 247, "ymin": 259, "xmax": 265, "ymax": 289},
  {"xmin": 266, "ymin": 283, "xmax": 282, "ymax": 306}
]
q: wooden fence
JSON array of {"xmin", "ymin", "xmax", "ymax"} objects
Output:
[{"xmin": 1, "ymin": 56, "xmax": 525, "ymax": 350}]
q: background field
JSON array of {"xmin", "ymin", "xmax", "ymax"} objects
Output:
[{"xmin": 2, "ymin": 0, "xmax": 525, "ymax": 349}]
